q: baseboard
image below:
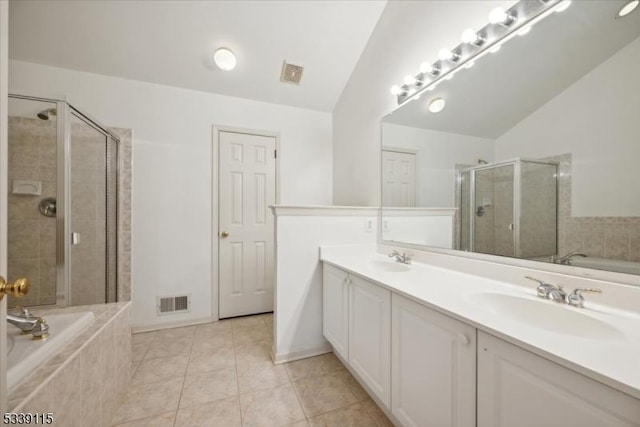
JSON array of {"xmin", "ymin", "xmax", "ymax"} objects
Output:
[
  {"xmin": 271, "ymin": 343, "xmax": 333, "ymax": 364},
  {"xmin": 131, "ymin": 316, "xmax": 214, "ymax": 333}
]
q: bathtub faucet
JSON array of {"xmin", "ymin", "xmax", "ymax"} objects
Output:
[
  {"xmin": 551, "ymin": 251, "xmax": 587, "ymax": 265},
  {"xmin": 7, "ymin": 306, "xmax": 44, "ymax": 334}
]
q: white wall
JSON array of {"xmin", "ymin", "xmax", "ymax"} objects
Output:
[
  {"xmin": 9, "ymin": 60, "xmax": 333, "ymax": 328},
  {"xmin": 332, "ymin": 0, "xmax": 513, "ymax": 206},
  {"xmin": 383, "ymin": 123, "xmax": 494, "ymax": 207},
  {"xmin": 273, "ymin": 207, "xmax": 377, "ymax": 362},
  {"xmin": 495, "ymin": 36, "xmax": 640, "ymax": 217}
]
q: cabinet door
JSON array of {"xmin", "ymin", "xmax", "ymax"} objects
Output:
[
  {"xmin": 322, "ymin": 264, "xmax": 350, "ymax": 360},
  {"xmin": 391, "ymin": 294, "xmax": 476, "ymax": 427},
  {"xmin": 349, "ymin": 275, "xmax": 391, "ymax": 408},
  {"xmin": 478, "ymin": 331, "xmax": 640, "ymax": 427}
]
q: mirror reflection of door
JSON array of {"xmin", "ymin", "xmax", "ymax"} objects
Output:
[{"xmin": 382, "ymin": 149, "xmax": 416, "ymax": 207}]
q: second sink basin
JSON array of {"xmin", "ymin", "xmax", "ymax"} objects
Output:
[
  {"xmin": 470, "ymin": 292, "xmax": 623, "ymax": 340},
  {"xmin": 367, "ymin": 260, "xmax": 410, "ymax": 273}
]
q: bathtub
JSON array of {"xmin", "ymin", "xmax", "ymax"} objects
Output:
[
  {"xmin": 7, "ymin": 311, "xmax": 95, "ymax": 392},
  {"xmin": 570, "ymin": 257, "xmax": 640, "ymax": 275}
]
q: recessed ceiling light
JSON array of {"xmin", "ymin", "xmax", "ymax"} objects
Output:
[
  {"xmin": 554, "ymin": 1, "xmax": 571, "ymax": 13},
  {"xmin": 428, "ymin": 98, "xmax": 446, "ymax": 113},
  {"xmin": 617, "ymin": 0, "xmax": 639, "ymax": 18},
  {"xmin": 214, "ymin": 48, "xmax": 236, "ymax": 71}
]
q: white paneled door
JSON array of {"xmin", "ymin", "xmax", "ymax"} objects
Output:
[
  {"xmin": 382, "ymin": 149, "xmax": 416, "ymax": 207},
  {"xmin": 218, "ymin": 131, "xmax": 276, "ymax": 319}
]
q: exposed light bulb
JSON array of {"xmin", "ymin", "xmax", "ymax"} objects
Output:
[
  {"xmin": 517, "ymin": 26, "xmax": 532, "ymax": 36},
  {"xmin": 461, "ymin": 29, "xmax": 483, "ymax": 45},
  {"xmin": 554, "ymin": 0, "xmax": 572, "ymax": 13},
  {"xmin": 404, "ymin": 74, "xmax": 417, "ymax": 85},
  {"xmin": 428, "ymin": 98, "xmax": 446, "ymax": 113},
  {"xmin": 438, "ymin": 48, "xmax": 459, "ymax": 62},
  {"xmin": 390, "ymin": 85, "xmax": 402, "ymax": 96},
  {"xmin": 617, "ymin": 0, "xmax": 638, "ymax": 17},
  {"xmin": 213, "ymin": 48, "xmax": 237, "ymax": 71},
  {"xmin": 420, "ymin": 62, "xmax": 434, "ymax": 74},
  {"xmin": 489, "ymin": 44, "xmax": 501, "ymax": 54},
  {"xmin": 464, "ymin": 61, "xmax": 475, "ymax": 69},
  {"xmin": 488, "ymin": 7, "xmax": 515, "ymax": 25}
]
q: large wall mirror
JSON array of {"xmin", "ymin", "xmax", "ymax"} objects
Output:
[{"xmin": 381, "ymin": 0, "xmax": 640, "ymax": 277}]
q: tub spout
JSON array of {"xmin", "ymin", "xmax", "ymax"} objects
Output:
[{"xmin": 7, "ymin": 307, "xmax": 42, "ymax": 334}]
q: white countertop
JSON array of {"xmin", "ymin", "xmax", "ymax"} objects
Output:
[{"xmin": 320, "ymin": 246, "xmax": 640, "ymax": 400}]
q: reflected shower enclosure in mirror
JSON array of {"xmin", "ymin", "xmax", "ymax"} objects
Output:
[
  {"xmin": 7, "ymin": 95, "xmax": 119, "ymax": 307},
  {"xmin": 380, "ymin": 0, "xmax": 640, "ymax": 276}
]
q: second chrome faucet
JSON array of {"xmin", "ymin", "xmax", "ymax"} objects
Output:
[{"xmin": 525, "ymin": 276, "xmax": 602, "ymax": 308}]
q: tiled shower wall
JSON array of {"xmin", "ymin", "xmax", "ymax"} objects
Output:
[
  {"xmin": 7, "ymin": 116, "xmax": 132, "ymax": 307},
  {"xmin": 7, "ymin": 117, "xmax": 57, "ymax": 307},
  {"xmin": 555, "ymin": 154, "xmax": 640, "ymax": 262}
]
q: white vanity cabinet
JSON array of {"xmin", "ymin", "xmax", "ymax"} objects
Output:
[
  {"xmin": 322, "ymin": 264, "xmax": 350, "ymax": 360},
  {"xmin": 477, "ymin": 331, "xmax": 640, "ymax": 427},
  {"xmin": 391, "ymin": 294, "xmax": 476, "ymax": 427},
  {"xmin": 348, "ymin": 274, "xmax": 391, "ymax": 408}
]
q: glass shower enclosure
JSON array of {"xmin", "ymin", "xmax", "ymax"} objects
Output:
[
  {"xmin": 458, "ymin": 159, "xmax": 558, "ymax": 259},
  {"xmin": 7, "ymin": 94, "xmax": 119, "ymax": 308}
]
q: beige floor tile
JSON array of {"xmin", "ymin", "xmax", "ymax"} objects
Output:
[
  {"xmin": 179, "ymin": 367, "xmax": 238, "ymax": 408},
  {"xmin": 187, "ymin": 346, "xmax": 236, "ymax": 375},
  {"xmin": 130, "ymin": 354, "xmax": 189, "ymax": 386},
  {"xmin": 235, "ymin": 339, "xmax": 273, "ymax": 368},
  {"xmin": 195, "ymin": 319, "xmax": 233, "ymax": 334},
  {"xmin": 111, "ymin": 411, "xmax": 175, "ymax": 427},
  {"xmin": 233, "ymin": 323, "xmax": 272, "ymax": 345},
  {"xmin": 283, "ymin": 421, "xmax": 310, "ymax": 427},
  {"xmin": 239, "ymin": 384, "xmax": 306, "ymax": 427},
  {"xmin": 155, "ymin": 325, "xmax": 196, "ymax": 339},
  {"xmin": 341, "ymin": 371, "xmax": 370, "ymax": 402},
  {"xmin": 175, "ymin": 397, "xmax": 242, "ymax": 427},
  {"xmin": 232, "ymin": 315, "xmax": 267, "ymax": 330},
  {"xmin": 237, "ymin": 360, "xmax": 290, "ymax": 394},
  {"xmin": 285, "ymin": 353, "xmax": 346, "ymax": 382},
  {"xmin": 132, "ymin": 342, "xmax": 149, "ymax": 362},
  {"xmin": 360, "ymin": 400, "xmax": 394, "ymax": 427},
  {"xmin": 111, "ymin": 378, "xmax": 183, "ymax": 424},
  {"xmin": 130, "ymin": 361, "xmax": 141, "ymax": 379},
  {"xmin": 192, "ymin": 330, "xmax": 234, "ymax": 352},
  {"xmin": 145, "ymin": 335, "xmax": 193, "ymax": 359},
  {"xmin": 308, "ymin": 403, "xmax": 379, "ymax": 427},
  {"xmin": 292, "ymin": 372, "xmax": 358, "ymax": 417},
  {"xmin": 131, "ymin": 331, "xmax": 156, "ymax": 347}
]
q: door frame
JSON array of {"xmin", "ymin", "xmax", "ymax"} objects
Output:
[
  {"xmin": 1, "ymin": 0, "xmax": 9, "ymax": 411},
  {"xmin": 211, "ymin": 125, "xmax": 280, "ymax": 322},
  {"xmin": 381, "ymin": 146, "xmax": 418, "ymax": 207}
]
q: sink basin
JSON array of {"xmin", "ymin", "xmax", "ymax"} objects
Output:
[
  {"xmin": 470, "ymin": 292, "xmax": 623, "ymax": 340},
  {"xmin": 367, "ymin": 260, "xmax": 410, "ymax": 273}
]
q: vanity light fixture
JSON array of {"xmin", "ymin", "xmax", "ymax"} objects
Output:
[
  {"xmin": 461, "ymin": 29, "xmax": 485, "ymax": 46},
  {"xmin": 488, "ymin": 7, "xmax": 516, "ymax": 26},
  {"xmin": 392, "ymin": 0, "xmax": 560, "ymax": 105},
  {"xmin": 554, "ymin": 1, "xmax": 572, "ymax": 13},
  {"xmin": 428, "ymin": 98, "xmax": 446, "ymax": 113},
  {"xmin": 617, "ymin": 0, "xmax": 639, "ymax": 18},
  {"xmin": 438, "ymin": 48, "xmax": 460, "ymax": 62},
  {"xmin": 213, "ymin": 48, "xmax": 236, "ymax": 71}
]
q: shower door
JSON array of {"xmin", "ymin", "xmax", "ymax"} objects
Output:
[
  {"xmin": 68, "ymin": 112, "xmax": 117, "ymax": 305},
  {"xmin": 472, "ymin": 164, "xmax": 516, "ymax": 257}
]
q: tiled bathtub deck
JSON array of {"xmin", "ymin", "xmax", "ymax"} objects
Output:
[{"xmin": 112, "ymin": 313, "xmax": 392, "ymax": 427}]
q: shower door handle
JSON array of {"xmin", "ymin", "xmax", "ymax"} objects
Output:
[{"xmin": 71, "ymin": 232, "xmax": 80, "ymax": 245}]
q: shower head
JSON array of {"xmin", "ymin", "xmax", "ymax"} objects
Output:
[{"xmin": 37, "ymin": 108, "xmax": 57, "ymax": 121}]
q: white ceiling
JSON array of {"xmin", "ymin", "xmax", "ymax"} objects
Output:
[
  {"xmin": 8, "ymin": 0, "xmax": 387, "ymax": 112},
  {"xmin": 384, "ymin": 0, "xmax": 640, "ymax": 138}
]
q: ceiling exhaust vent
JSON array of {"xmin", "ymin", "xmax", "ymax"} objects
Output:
[
  {"xmin": 157, "ymin": 294, "xmax": 191, "ymax": 315},
  {"xmin": 280, "ymin": 61, "xmax": 304, "ymax": 85}
]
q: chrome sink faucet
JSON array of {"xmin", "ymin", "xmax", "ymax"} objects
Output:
[
  {"xmin": 550, "ymin": 251, "xmax": 587, "ymax": 265},
  {"xmin": 389, "ymin": 250, "xmax": 412, "ymax": 264},
  {"xmin": 525, "ymin": 276, "xmax": 566, "ymax": 303},
  {"xmin": 566, "ymin": 288, "xmax": 602, "ymax": 308}
]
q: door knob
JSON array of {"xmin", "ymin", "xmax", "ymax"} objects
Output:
[
  {"xmin": 220, "ymin": 231, "xmax": 229, "ymax": 238},
  {"xmin": 0, "ymin": 277, "xmax": 29, "ymax": 300}
]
